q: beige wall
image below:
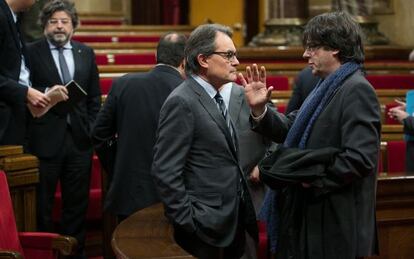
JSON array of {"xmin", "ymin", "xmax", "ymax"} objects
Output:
[
  {"xmin": 189, "ymin": 0, "xmax": 245, "ymax": 46},
  {"xmin": 375, "ymin": 0, "xmax": 414, "ymax": 46},
  {"xmin": 73, "ymin": 0, "xmax": 111, "ymax": 13}
]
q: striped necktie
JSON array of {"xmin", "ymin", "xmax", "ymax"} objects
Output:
[{"xmin": 214, "ymin": 92, "xmax": 236, "ymax": 148}]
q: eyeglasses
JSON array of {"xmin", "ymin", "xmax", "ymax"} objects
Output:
[
  {"xmin": 48, "ymin": 19, "xmax": 71, "ymax": 26},
  {"xmin": 304, "ymin": 45, "xmax": 322, "ymax": 53},
  {"xmin": 211, "ymin": 51, "xmax": 237, "ymax": 61}
]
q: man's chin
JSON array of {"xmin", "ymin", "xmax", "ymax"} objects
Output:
[
  {"xmin": 228, "ymin": 73, "xmax": 238, "ymax": 82},
  {"xmin": 50, "ymin": 37, "xmax": 68, "ymax": 46}
]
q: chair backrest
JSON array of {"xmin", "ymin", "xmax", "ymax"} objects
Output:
[
  {"xmin": 366, "ymin": 74, "xmax": 414, "ymax": 89},
  {"xmin": 99, "ymin": 78, "xmax": 114, "ymax": 95},
  {"xmin": 0, "ymin": 170, "xmax": 25, "ymax": 256},
  {"xmin": 387, "ymin": 140, "xmax": 406, "ymax": 173}
]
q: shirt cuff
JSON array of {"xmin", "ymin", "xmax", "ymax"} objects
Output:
[{"xmin": 251, "ymin": 106, "xmax": 267, "ymax": 122}]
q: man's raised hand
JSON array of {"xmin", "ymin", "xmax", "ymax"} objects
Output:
[{"xmin": 238, "ymin": 64, "xmax": 273, "ymax": 116}]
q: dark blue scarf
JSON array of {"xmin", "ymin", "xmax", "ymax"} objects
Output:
[{"xmin": 260, "ymin": 62, "xmax": 361, "ymax": 253}]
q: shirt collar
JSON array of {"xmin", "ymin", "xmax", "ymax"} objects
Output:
[
  {"xmin": 191, "ymin": 74, "xmax": 217, "ymax": 99},
  {"xmin": 219, "ymin": 82, "xmax": 232, "ymax": 107},
  {"xmin": 8, "ymin": 6, "xmax": 17, "ymax": 23},
  {"xmin": 155, "ymin": 63, "xmax": 182, "ymax": 75}
]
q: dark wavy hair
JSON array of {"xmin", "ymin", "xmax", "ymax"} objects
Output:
[
  {"xmin": 303, "ymin": 11, "xmax": 365, "ymax": 64},
  {"xmin": 156, "ymin": 32, "xmax": 187, "ymax": 67},
  {"xmin": 39, "ymin": 0, "xmax": 79, "ymax": 30},
  {"xmin": 184, "ymin": 24, "xmax": 233, "ymax": 75}
]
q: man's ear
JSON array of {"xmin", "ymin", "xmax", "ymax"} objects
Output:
[
  {"xmin": 197, "ymin": 53, "xmax": 209, "ymax": 69},
  {"xmin": 178, "ymin": 60, "xmax": 186, "ymax": 78}
]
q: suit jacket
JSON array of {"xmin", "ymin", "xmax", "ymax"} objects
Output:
[
  {"xmin": 152, "ymin": 78, "xmax": 258, "ymax": 248},
  {"xmin": 253, "ymin": 70, "xmax": 380, "ymax": 258},
  {"xmin": 229, "ymin": 83, "xmax": 272, "ymax": 215},
  {"xmin": 285, "ymin": 67, "xmax": 320, "ymax": 114},
  {"xmin": 91, "ymin": 65, "xmax": 183, "ymax": 216},
  {"xmin": 0, "ymin": 0, "xmax": 29, "ymax": 144},
  {"xmin": 26, "ymin": 38, "xmax": 101, "ymax": 157}
]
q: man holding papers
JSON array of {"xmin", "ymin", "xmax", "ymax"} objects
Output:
[{"xmin": 25, "ymin": 1, "xmax": 101, "ymax": 258}]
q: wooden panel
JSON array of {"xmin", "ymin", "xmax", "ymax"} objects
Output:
[
  {"xmin": 366, "ymin": 175, "xmax": 414, "ymax": 259},
  {"xmin": 0, "ymin": 146, "xmax": 39, "ymax": 232}
]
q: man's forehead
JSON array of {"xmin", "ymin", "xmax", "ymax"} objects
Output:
[{"xmin": 214, "ymin": 32, "xmax": 235, "ymax": 50}]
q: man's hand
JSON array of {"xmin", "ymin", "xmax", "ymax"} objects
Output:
[
  {"xmin": 388, "ymin": 99, "xmax": 409, "ymax": 123},
  {"xmin": 46, "ymin": 85, "xmax": 69, "ymax": 105},
  {"xmin": 238, "ymin": 64, "xmax": 273, "ymax": 116},
  {"xmin": 249, "ymin": 165, "xmax": 261, "ymax": 183},
  {"xmin": 27, "ymin": 87, "xmax": 50, "ymax": 108}
]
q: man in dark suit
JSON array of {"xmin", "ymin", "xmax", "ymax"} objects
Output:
[
  {"xmin": 285, "ymin": 66, "xmax": 320, "ymax": 114},
  {"xmin": 240, "ymin": 12, "xmax": 380, "ymax": 259},
  {"xmin": 91, "ymin": 32, "xmax": 187, "ymax": 220},
  {"xmin": 0, "ymin": 0, "xmax": 51, "ymax": 145},
  {"xmin": 25, "ymin": 1, "xmax": 101, "ymax": 257},
  {"xmin": 151, "ymin": 24, "xmax": 258, "ymax": 259}
]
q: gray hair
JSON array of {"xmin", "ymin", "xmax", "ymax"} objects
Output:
[{"xmin": 184, "ymin": 24, "xmax": 233, "ymax": 75}]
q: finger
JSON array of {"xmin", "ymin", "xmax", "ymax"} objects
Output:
[
  {"xmin": 395, "ymin": 99, "xmax": 406, "ymax": 106},
  {"xmin": 266, "ymin": 86, "xmax": 273, "ymax": 100},
  {"xmin": 60, "ymin": 86, "xmax": 69, "ymax": 94},
  {"xmin": 259, "ymin": 66, "xmax": 266, "ymax": 84},
  {"xmin": 61, "ymin": 92, "xmax": 69, "ymax": 100},
  {"xmin": 252, "ymin": 64, "xmax": 259, "ymax": 82},
  {"xmin": 238, "ymin": 73, "xmax": 247, "ymax": 87},
  {"xmin": 246, "ymin": 66, "xmax": 252, "ymax": 83}
]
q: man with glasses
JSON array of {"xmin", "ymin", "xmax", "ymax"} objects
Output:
[
  {"xmin": 240, "ymin": 11, "xmax": 380, "ymax": 259},
  {"xmin": 152, "ymin": 24, "xmax": 258, "ymax": 259},
  {"xmin": 25, "ymin": 1, "xmax": 101, "ymax": 258},
  {"xmin": 0, "ymin": 0, "xmax": 51, "ymax": 145}
]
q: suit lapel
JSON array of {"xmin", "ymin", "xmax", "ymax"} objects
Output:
[
  {"xmin": 38, "ymin": 39, "xmax": 62, "ymax": 84},
  {"xmin": 189, "ymin": 79, "xmax": 238, "ymax": 159},
  {"xmin": 71, "ymin": 41, "xmax": 82, "ymax": 82}
]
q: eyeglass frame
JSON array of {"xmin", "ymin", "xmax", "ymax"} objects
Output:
[
  {"xmin": 210, "ymin": 51, "xmax": 238, "ymax": 61},
  {"xmin": 47, "ymin": 18, "xmax": 72, "ymax": 26}
]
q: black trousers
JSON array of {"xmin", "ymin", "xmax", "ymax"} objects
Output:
[{"xmin": 36, "ymin": 129, "xmax": 92, "ymax": 256}]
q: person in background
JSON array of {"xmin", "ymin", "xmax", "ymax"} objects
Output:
[
  {"xmin": 388, "ymin": 99, "xmax": 414, "ymax": 173},
  {"xmin": 0, "ymin": 0, "xmax": 51, "ymax": 145},
  {"xmin": 19, "ymin": 0, "xmax": 49, "ymax": 42},
  {"xmin": 285, "ymin": 66, "xmax": 319, "ymax": 114},
  {"xmin": 91, "ymin": 32, "xmax": 187, "ymax": 221},
  {"xmin": 240, "ymin": 11, "xmax": 380, "ymax": 259},
  {"xmin": 151, "ymin": 24, "xmax": 258, "ymax": 259},
  {"xmin": 25, "ymin": 1, "xmax": 101, "ymax": 258}
]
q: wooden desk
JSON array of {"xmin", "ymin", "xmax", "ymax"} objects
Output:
[
  {"xmin": 111, "ymin": 203, "xmax": 194, "ymax": 259},
  {"xmin": 366, "ymin": 174, "xmax": 414, "ymax": 259},
  {"xmin": 112, "ymin": 176, "xmax": 414, "ymax": 259}
]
